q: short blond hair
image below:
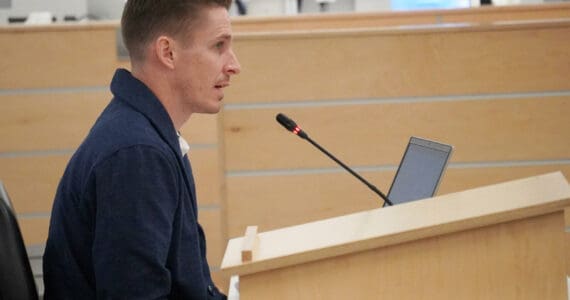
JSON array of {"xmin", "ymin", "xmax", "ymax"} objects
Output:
[{"xmin": 121, "ymin": 0, "xmax": 232, "ymax": 62}]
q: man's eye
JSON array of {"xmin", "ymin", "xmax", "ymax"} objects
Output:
[{"xmin": 215, "ymin": 41, "xmax": 224, "ymax": 49}]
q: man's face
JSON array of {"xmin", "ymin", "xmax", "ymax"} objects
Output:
[{"xmin": 172, "ymin": 6, "xmax": 240, "ymax": 115}]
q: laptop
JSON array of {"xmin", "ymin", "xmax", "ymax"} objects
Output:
[{"xmin": 385, "ymin": 136, "xmax": 453, "ymax": 206}]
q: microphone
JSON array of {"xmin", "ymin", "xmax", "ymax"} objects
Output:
[{"xmin": 275, "ymin": 113, "xmax": 393, "ymax": 206}]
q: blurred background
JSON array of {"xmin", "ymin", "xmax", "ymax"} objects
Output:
[{"xmin": 1, "ymin": 0, "xmax": 567, "ymax": 24}]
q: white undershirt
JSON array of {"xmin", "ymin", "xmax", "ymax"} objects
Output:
[{"xmin": 177, "ymin": 132, "xmax": 190, "ymax": 157}]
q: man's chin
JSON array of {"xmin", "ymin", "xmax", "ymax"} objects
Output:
[{"xmin": 203, "ymin": 104, "xmax": 222, "ymax": 114}]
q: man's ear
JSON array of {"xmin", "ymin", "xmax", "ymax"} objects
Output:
[{"xmin": 154, "ymin": 36, "xmax": 175, "ymax": 69}]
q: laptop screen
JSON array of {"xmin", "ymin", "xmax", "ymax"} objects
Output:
[{"xmin": 387, "ymin": 137, "xmax": 452, "ymax": 205}]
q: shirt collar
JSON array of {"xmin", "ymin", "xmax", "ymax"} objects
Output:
[
  {"xmin": 110, "ymin": 68, "xmax": 181, "ymax": 158},
  {"xmin": 177, "ymin": 132, "xmax": 190, "ymax": 157}
]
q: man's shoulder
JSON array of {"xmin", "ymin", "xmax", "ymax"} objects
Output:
[{"xmin": 77, "ymin": 99, "xmax": 175, "ymax": 168}]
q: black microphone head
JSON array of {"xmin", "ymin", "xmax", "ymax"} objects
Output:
[
  {"xmin": 276, "ymin": 113, "xmax": 297, "ymax": 132},
  {"xmin": 276, "ymin": 113, "xmax": 308, "ymax": 139}
]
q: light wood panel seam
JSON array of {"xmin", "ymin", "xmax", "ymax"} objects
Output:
[
  {"xmin": 227, "ymin": 166, "xmax": 398, "ymax": 177},
  {"xmin": 0, "ymin": 149, "xmax": 76, "ymax": 158},
  {"xmin": 451, "ymin": 160, "xmax": 570, "ymax": 168},
  {"xmin": 0, "ymin": 86, "xmax": 109, "ymax": 96},
  {"xmin": 197, "ymin": 204, "xmax": 222, "ymax": 211},
  {"xmin": 0, "ymin": 21, "xmax": 120, "ymax": 33},
  {"xmin": 224, "ymin": 90, "xmax": 570, "ymax": 110},
  {"xmin": 226, "ymin": 159, "xmax": 570, "ymax": 177},
  {"xmin": 188, "ymin": 144, "xmax": 218, "ymax": 150},
  {"xmin": 0, "ymin": 144, "xmax": 218, "ymax": 157},
  {"xmin": 15, "ymin": 205, "xmax": 222, "ymax": 219},
  {"xmin": 233, "ymin": 19, "xmax": 570, "ymax": 40},
  {"xmin": 493, "ymin": 18, "xmax": 570, "ymax": 26},
  {"xmin": 17, "ymin": 213, "xmax": 51, "ymax": 219}
]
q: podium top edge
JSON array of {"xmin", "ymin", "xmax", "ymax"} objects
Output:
[{"xmin": 221, "ymin": 172, "xmax": 570, "ymax": 275}]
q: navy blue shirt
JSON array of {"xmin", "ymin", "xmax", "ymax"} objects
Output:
[{"xmin": 43, "ymin": 69, "xmax": 225, "ymax": 300}]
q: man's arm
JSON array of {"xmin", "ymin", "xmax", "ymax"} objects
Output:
[{"xmin": 92, "ymin": 145, "xmax": 179, "ymax": 299}]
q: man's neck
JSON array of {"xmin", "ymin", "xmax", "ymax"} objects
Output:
[{"xmin": 131, "ymin": 64, "xmax": 190, "ymax": 130}]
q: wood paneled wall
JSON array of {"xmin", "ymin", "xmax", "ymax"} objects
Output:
[
  {"xmin": 1, "ymin": 4, "xmax": 569, "ymax": 293},
  {"xmin": 222, "ymin": 20, "xmax": 570, "ymax": 238}
]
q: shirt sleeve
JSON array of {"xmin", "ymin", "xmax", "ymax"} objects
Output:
[{"xmin": 92, "ymin": 145, "xmax": 179, "ymax": 299}]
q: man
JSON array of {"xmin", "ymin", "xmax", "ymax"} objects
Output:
[{"xmin": 43, "ymin": 0, "xmax": 240, "ymax": 299}]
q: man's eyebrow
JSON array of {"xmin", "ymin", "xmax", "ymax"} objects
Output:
[{"xmin": 215, "ymin": 33, "xmax": 232, "ymax": 41}]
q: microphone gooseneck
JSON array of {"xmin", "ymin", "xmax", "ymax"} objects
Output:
[{"xmin": 275, "ymin": 113, "xmax": 393, "ymax": 206}]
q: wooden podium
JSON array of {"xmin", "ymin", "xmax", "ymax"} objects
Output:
[{"xmin": 221, "ymin": 172, "xmax": 570, "ymax": 299}]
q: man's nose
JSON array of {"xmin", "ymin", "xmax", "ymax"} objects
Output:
[{"xmin": 225, "ymin": 50, "xmax": 241, "ymax": 75}]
